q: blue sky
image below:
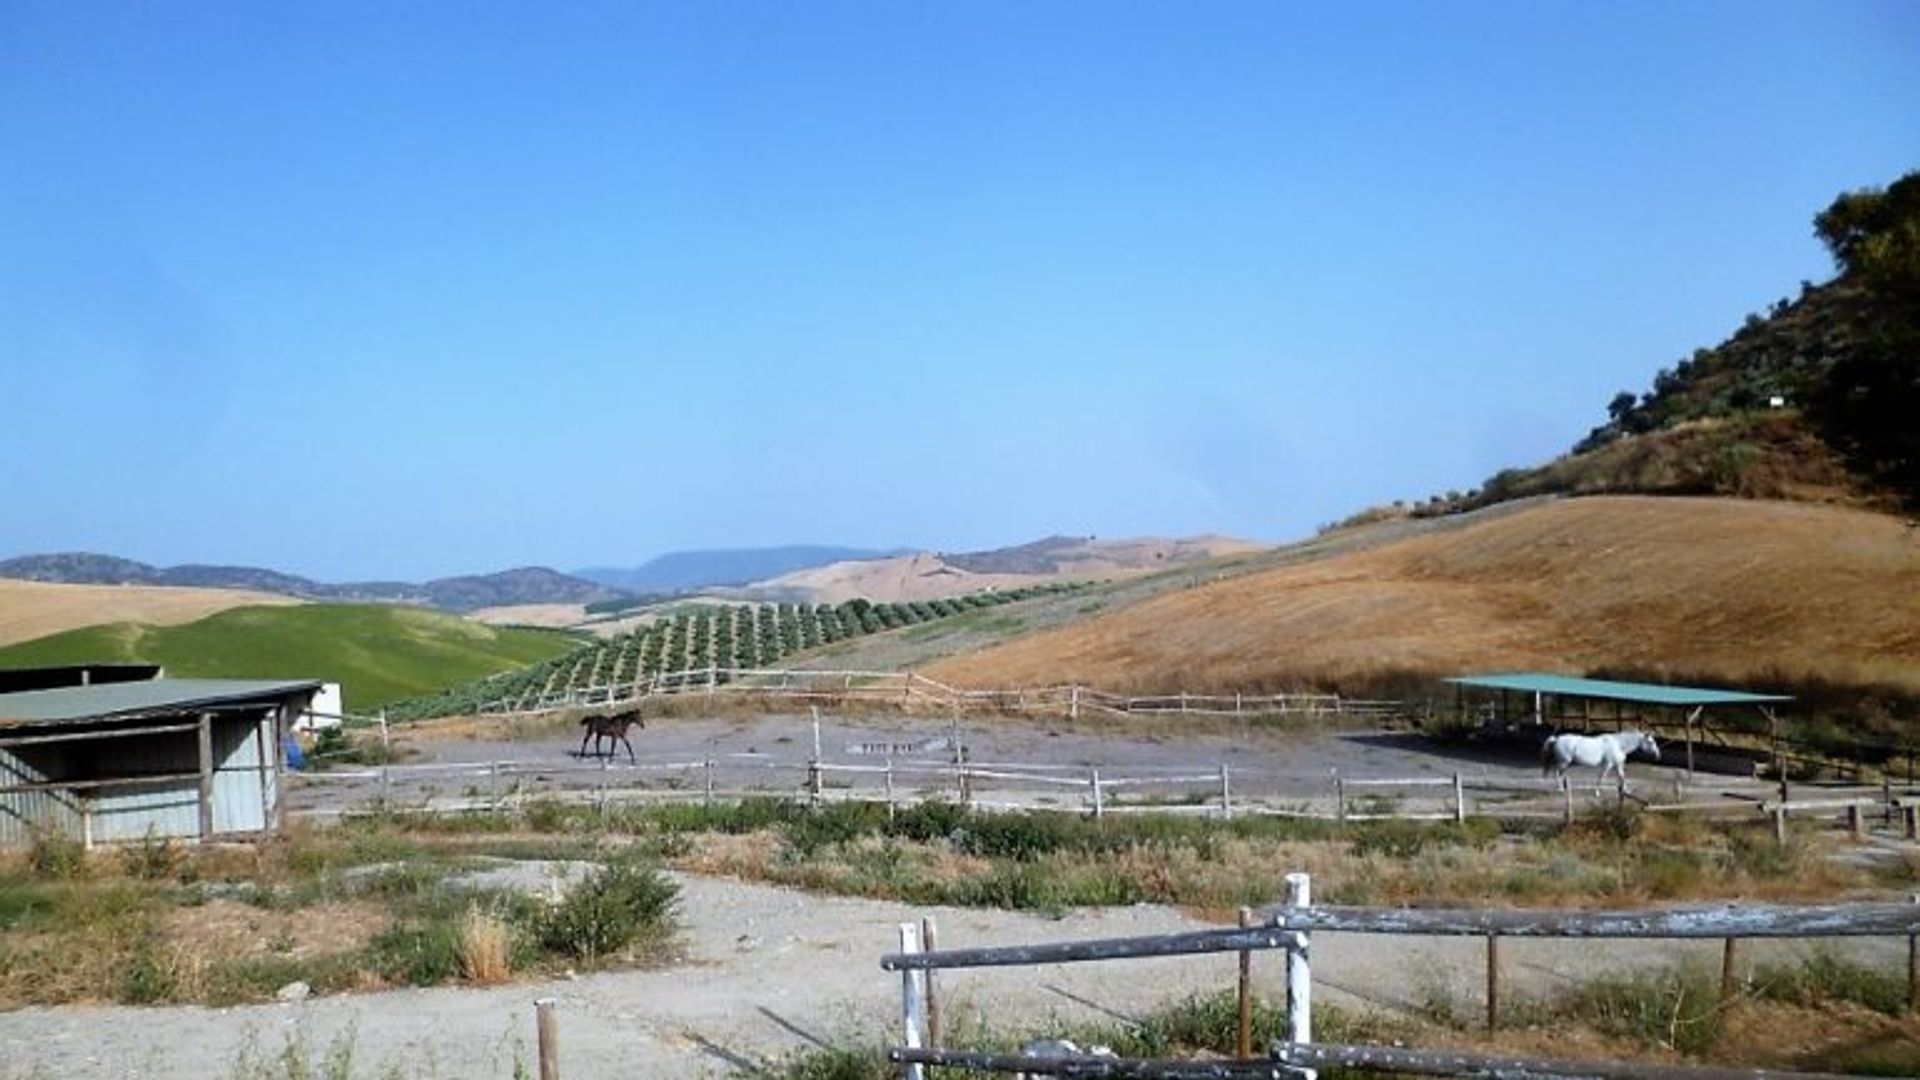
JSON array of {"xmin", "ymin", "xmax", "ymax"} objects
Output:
[{"xmin": 2, "ymin": 2, "xmax": 1915, "ymax": 581}]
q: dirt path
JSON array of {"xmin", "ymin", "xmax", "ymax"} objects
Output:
[{"xmin": 0, "ymin": 873, "xmax": 1897, "ymax": 1080}]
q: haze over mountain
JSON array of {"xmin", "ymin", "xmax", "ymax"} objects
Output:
[
  {"xmin": 0, "ymin": 553, "xmax": 620, "ymax": 613},
  {"xmin": 574, "ymin": 545, "xmax": 910, "ymax": 593}
]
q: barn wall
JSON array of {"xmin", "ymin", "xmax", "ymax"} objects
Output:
[
  {"xmin": 90, "ymin": 711, "xmax": 276, "ymax": 842},
  {"xmin": 1, "ymin": 702, "xmax": 293, "ymax": 848}
]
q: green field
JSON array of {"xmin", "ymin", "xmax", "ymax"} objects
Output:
[{"xmin": 0, "ymin": 605, "xmax": 580, "ymax": 711}]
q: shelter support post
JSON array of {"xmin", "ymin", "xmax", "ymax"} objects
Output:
[
  {"xmin": 257, "ymin": 708, "xmax": 274, "ymax": 833},
  {"xmin": 1684, "ymin": 705, "xmax": 1703, "ymax": 776},
  {"xmin": 196, "ymin": 711, "xmax": 215, "ymax": 841}
]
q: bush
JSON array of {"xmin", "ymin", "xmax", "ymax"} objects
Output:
[
  {"xmin": 28, "ymin": 830, "xmax": 86, "ymax": 880},
  {"xmin": 121, "ymin": 830, "xmax": 185, "ymax": 882},
  {"xmin": 535, "ymin": 859, "xmax": 677, "ymax": 962}
]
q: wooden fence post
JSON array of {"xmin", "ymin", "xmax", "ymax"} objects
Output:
[
  {"xmin": 1284, "ymin": 872, "xmax": 1312, "ymax": 1046},
  {"xmin": 1773, "ymin": 805, "xmax": 1788, "ymax": 846},
  {"xmin": 921, "ymin": 916, "xmax": 942, "ymax": 1048},
  {"xmin": 886, "ymin": 759, "xmax": 897, "ymax": 822},
  {"xmin": 1909, "ymin": 894, "xmax": 1918, "ymax": 1015},
  {"xmin": 899, "ymin": 922, "xmax": 927, "ymax": 1080},
  {"xmin": 1237, "ymin": 906, "xmax": 1255, "ymax": 1059},
  {"xmin": 1452, "ymin": 773, "xmax": 1465, "ymax": 824},
  {"xmin": 1848, "ymin": 804, "xmax": 1864, "ymax": 840},
  {"xmin": 1561, "ymin": 776, "xmax": 1574, "ymax": 825},
  {"xmin": 703, "ymin": 759, "xmax": 714, "ymax": 806},
  {"xmin": 1721, "ymin": 937, "xmax": 1739, "ymax": 1000},
  {"xmin": 1069, "ymin": 684, "xmax": 1080, "ymax": 722},
  {"xmin": 1485, "ymin": 934, "xmax": 1501, "ymax": 1032},
  {"xmin": 535, "ymin": 997, "xmax": 560, "ymax": 1080},
  {"xmin": 1334, "ymin": 776, "xmax": 1346, "ymax": 824}
]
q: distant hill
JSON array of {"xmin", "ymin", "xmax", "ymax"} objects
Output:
[
  {"xmin": 574, "ymin": 545, "xmax": 906, "ymax": 593},
  {"xmin": 0, "ymin": 604, "xmax": 578, "ymax": 710},
  {"xmin": 0, "ymin": 553, "xmax": 623, "ymax": 612},
  {"xmin": 757, "ymin": 535, "xmax": 1265, "ymax": 604}
]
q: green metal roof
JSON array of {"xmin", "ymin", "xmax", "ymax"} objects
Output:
[
  {"xmin": 0, "ymin": 678, "xmax": 321, "ymax": 728},
  {"xmin": 1444, "ymin": 672, "xmax": 1791, "ymax": 707}
]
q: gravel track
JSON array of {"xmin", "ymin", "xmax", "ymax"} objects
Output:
[{"xmin": 0, "ymin": 872, "xmax": 1898, "ymax": 1080}]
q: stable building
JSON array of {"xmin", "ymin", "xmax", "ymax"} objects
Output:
[{"xmin": 0, "ymin": 673, "xmax": 319, "ymax": 848}]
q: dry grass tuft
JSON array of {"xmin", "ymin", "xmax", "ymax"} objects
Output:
[{"xmin": 457, "ymin": 905, "xmax": 513, "ymax": 985}]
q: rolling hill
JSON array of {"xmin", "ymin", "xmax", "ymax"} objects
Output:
[
  {"xmin": 924, "ymin": 496, "xmax": 1920, "ymax": 700},
  {"xmin": 0, "ymin": 604, "xmax": 578, "ymax": 710}
]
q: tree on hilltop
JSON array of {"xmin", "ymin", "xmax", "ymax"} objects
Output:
[{"xmin": 1809, "ymin": 170, "xmax": 1920, "ymax": 509}]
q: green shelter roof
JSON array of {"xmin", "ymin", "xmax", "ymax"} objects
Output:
[
  {"xmin": 0, "ymin": 678, "xmax": 321, "ymax": 728},
  {"xmin": 1444, "ymin": 672, "xmax": 1791, "ymax": 707}
]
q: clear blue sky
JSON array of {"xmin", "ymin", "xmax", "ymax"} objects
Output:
[{"xmin": 2, "ymin": 2, "xmax": 1914, "ymax": 581}]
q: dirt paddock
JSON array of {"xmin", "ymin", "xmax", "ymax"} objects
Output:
[{"xmin": 288, "ymin": 709, "xmax": 1752, "ymax": 819}]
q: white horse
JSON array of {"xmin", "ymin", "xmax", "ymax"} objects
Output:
[{"xmin": 1542, "ymin": 730, "xmax": 1660, "ymax": 792}]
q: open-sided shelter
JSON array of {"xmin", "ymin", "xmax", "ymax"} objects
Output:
[
  {"xmin": 0, "ymin": 674, "xmax": 319, "ymax": 847},
  {"xmin": 1445, "ymin": 672, "xmax": 1792, "ymax": 776}
]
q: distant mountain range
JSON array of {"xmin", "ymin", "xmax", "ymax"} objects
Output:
[
  {"xmin": 0, "ymin": 553, "xmax": 622, "ymax": 613},
  {"xmin": 573, "ymin": 545, "xmax": 909, "ymax": 593}
]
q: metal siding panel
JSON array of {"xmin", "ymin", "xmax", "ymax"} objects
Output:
[
  {"xmin": 0, "ymin": 746, "xmax": 84, "ymax": 847},
  {"xmin": 90, "ymin": 783, "xmax": 201, "ymax": 843},
  {"xmin": 211, "ymin": 714, "xmax": 268, "ymax": 835}
]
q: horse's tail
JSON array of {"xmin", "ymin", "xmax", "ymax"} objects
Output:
[{"xmin": 1540, "ymin": 735, "xmax": 1557, "ymax": 777}]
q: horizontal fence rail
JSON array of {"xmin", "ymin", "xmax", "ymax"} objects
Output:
[
  {"xmin": 881, "ymin": 925, "xmax": 1294, "ymax": 972},
  {"xmin": 1262, "ymin": 902, "xmax": 1920, "ymax": 938},
  {"xmin": 1272, "ymin": 1043, "xmax": 1869, "ymax": 1080},
  {"xmin": 890, "ymin": 1048, "xmax": 1307, "ymax": 1079},
  {"xmin": 881, "ymin": 875, "xmax": 1920, "ymax": 1080}
]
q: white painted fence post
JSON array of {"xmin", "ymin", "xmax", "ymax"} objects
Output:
[
  {"xmin": 1220, "ymin": 764, "xmax": 1233, "ymax": 821},
  {"xmin": 1285, "ymin": 871, "xmax": 1312, "ymax": 1048},
  {"xmin": 898, "ymin": 922, "xmax": 928, "ymax": 1080},
  {"xmin": 1091, "ymin": 768, "xmax": 1104, "ymax": 820}
]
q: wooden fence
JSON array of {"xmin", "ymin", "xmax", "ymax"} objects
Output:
[
  {"xmin": 879, "ymin": 873, "xmax": 1920, "ymax": 1080},
  {"xmin": 288, "ymin": 729, "xmax": 1920, "ymax": 842},
  {"xmin": 469, "ymin": 666, "xmax": 1399, "ymax": 722}
]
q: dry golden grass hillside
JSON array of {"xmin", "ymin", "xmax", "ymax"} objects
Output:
[
  {"xmin": 0, "ymin": 579, "xmax": 299, "ymax": 648},
  {"xmin": 926, "ymin": 496, "xmax": 1920, "ymax": 695}
]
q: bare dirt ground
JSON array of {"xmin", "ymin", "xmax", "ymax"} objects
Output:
[
  {"xmin": 0, "ymin": 871, "xmax": 1898, "ymax": 1080},
  {"xmin": 286, "ymin": 709, "xmax": 1776, "ymax": 819},
  {"xmin": 0, "ymin": 580, "xmax": 299, "ymax": 647}
]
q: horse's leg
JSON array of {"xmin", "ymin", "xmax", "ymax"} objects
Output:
[
  {"xmin": 620, "ymin": 732, "xmax": 636, "ymax": 765},
  {"xmin": 579, "ymin": 729, "xmax": 593, "ymax": 759}
]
